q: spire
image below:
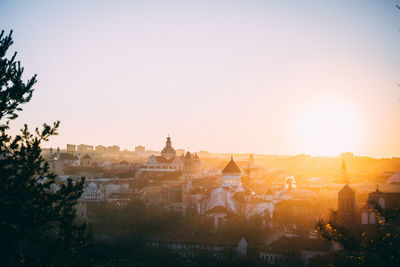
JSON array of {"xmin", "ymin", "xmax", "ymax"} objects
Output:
[
  {"xmin": 166, "ymin": 135, "xmax": 172, "ymax": 148},
  {"xmin": 341, "ymin": 159, "xmax": 347, "ymax": 172},
  {"xmin": 340, "ymin": 159, "xmax": 350, "ymax": 184}
]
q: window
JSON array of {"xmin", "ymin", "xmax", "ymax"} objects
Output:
[
  {"xmin": 369, "ymin": 213, "xmax": 376, "ymax": 224},
  {"xmin": 379, "ymin": 198, "xmax": 385, "ymax": 209},
  {"xmin": 361, "ymin": 212, "xmax": 368, "ymax": 224}
]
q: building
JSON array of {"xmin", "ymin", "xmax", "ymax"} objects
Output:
[
  {"xmin": 222, "ymin": 157, "xmax": 242, "ymax": 187},
  {"xmin": 95, "ymin": 145, "xmax": 107, "ymax": 153},
  {"xmin": 144, "ymin": 235, "xmax": 248, "ymax": 261},
  {"xmin": 205, "ymin": 158, "xmax": 272, "ymax": 228},
  {"xmin": 139, "ymin": 136, "xmax": 202, "ymax": 178},
  {"xmin": 81, "ymin": 154, "xmax": 92, "ymax": 167},
  {"xmin": 360, "ymin": 185, "xmax": 400, "ymax": 225},
  {"xmin": 108, "ymin": 145, "xmax": 120, "ymax": 153},
  {"xmin": 47, "ymin": 147, "xmax": 80, "ymax": 175},
  {"xmin": 135, "ymin": 145, "xmax": 145, "ymax": 153},
  {"xmin": 77, "ymin": 144, "xmax": 94, "ymax": 152},
  {"xmin": 259, "ymin": 237, "xmax": 331, "ymax": 266},
  {"xmin": 81, "ymin": 182, "xmax": 105, "ymax": 201},
  {"xmin": 66, "ymin": 144, "xmax": 76, "ymax": 152},
  {"xmin": 338, "ymin": 185, "xmax": 356, "ymax": 225}
]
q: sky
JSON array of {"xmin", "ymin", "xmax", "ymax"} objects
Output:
[{"xmin": 1, "ymin": 0, "xmax": 399, "ymax": 157}]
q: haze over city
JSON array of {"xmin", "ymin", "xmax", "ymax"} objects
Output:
[{"xmin": 1, "ymin": 0, "xmax": 399, "ymax": 157}]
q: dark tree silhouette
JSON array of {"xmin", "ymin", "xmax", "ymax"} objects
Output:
[
  {"xmin": 0, "ymin": 30, "xmax": 90, "ymax": 266},
  {"xmin": 315, "ymin": 201, "xmax": 400, "ymax": 267}
]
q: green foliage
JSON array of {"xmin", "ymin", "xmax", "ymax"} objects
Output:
[
  {"xmin": 0, "ymin": 30, "xmax": 90, "ymax": 266},
  {"xmin": 0, "ymin": 30, "xmax": 34, "ymax": 123}
]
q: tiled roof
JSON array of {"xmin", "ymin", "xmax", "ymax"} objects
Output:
[{"xmin": 222, "ymin": 158, "xmax": 241, "ymax": 173}]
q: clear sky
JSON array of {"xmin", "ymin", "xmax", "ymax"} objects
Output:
[{"xmin": 1, "ymin": 0, "xmax": 399, "ymax": 157}]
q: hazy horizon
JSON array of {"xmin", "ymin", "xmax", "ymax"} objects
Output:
[{"xmin": 1, "ymin": 0, "xmax": 399, "ymax": 157}]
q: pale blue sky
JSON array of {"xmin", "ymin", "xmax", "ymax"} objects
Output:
[{"xmin": 1, "ymin": 0, "xmax": 399, "ymax": 157}]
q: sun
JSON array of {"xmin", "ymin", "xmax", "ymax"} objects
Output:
[{"xmin": 297, "ymin": 101, "xmax": 359, "ymax": 156}]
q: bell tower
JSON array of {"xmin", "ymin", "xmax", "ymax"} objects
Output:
[
  {"xmin": 161, "ymin": 135, "xmax": 176, "ymax": 160},
  {"xmin": 338, "ymin": 184, "xmax": 356, "ymax": 225}
]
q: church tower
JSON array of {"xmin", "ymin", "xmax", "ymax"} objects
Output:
[
  {"xmin": 183, "ymin": 151, "xmax": 192, "ymax": 181},
  {"xmin": 340, "ymin": 158, "xmax": 351, "ymax": 184},
  {"xmin": 338, "ymin": 184, "xmax": 356, "ymax": 225},
  {"xmin": 161, "ymin": 135, "xmax": 176, "ymax": 160},
  {"xmin": 222, "ymin": 157, "xmax": 241, "ymax": 186}
]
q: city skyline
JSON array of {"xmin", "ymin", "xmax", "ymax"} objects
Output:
[{"xmin": 1, "ymin": 0, "xmax": 399, "ymax": 157}]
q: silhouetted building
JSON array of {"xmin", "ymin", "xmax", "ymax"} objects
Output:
[
  {"xmin": 360, "ymin": 185, "xmax": 400, "ymax": 225},
  {"xmin": 338, "ymin": 185, "xmax": 356, "ymax": 225}
]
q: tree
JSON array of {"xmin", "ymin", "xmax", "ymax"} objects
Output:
[
  {"xmin": 315, "ymin": 201, "xmax": 400, "ymax": 267},
  {"xmin": 0, "ymin": 30, "xmax": 90, "ymax": 266}
]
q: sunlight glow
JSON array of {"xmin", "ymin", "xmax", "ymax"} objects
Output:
[{"xmin": 298, "ymin": 101, "xmax": 360, "ymax": 156}]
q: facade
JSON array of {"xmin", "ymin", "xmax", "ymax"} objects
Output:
[
  {"xmin": 144, "ymin": 236, "xmax": 248, "ymax": 261},
  {"xmin": 141, "ymin": 136, "xmax": 202, "ymax": 177},
  {"xmin": 95, "ymin": 145, "xmax": 107, "ymax": 153},
  {"xmin": 222, "ymin": 157, "xmax": 242, "ymax": 186},
  {"xmin": 81, "ymin": 154, "xmax": 92, "ymax": 167},
  {"xmin": 108, "ymin": 145, "xmax": 120, "ymax": 153},
  {"xmin": 82, "ymin": 182, "xmax": 105, "ymax": 201},
  {"xmin": 206, "ymin": 158, "xmax": 273, "ymax": 228},
  {"xmin": 360, "ymin": 186, "xmax": 400, "ymax": 225},
  {"xmin": 259, "ymin": 237, "xmax": 330, "ymax": 266},
  {"xmin": 77, "ymin": 144, "xmax": 94, "ymax": 152},
  {"xmin": 66, "ymin": 144, "xmax": 76, "ymax": 152},
  {"xmin": 48, "ymin": 148, "xmax": 80, "ymax": 175},
  {"xmin": 338, "ymin": 184, "xmax": 356, "ymax": 225}
]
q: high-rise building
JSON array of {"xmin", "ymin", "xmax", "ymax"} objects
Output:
[
  {"xmin": 77, "ymin": 144, "xmax": 93, "ymax": 152},
  {"xmin": 95, "ymin": 145, "xmax": 107, "ymax": 153},
  {"xmin": 135, "ymin": 145, "xmax": 145, "ymax": 153},
  {"xmin": 66, "ymin": 144, "xmax": 76, "ymax": 152},
  {"xmin": 108, "ymin": 145, "xmax": 120, "ymax": 153}
]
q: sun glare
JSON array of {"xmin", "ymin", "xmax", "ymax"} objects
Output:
[{"xmin": 298, "ymin": 101, "xmax": 359, "ymax": 156}]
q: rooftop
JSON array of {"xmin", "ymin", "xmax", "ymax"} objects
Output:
[{"xmin": 222, "ymin": 158, "xmax": 241, "ymax": 174}]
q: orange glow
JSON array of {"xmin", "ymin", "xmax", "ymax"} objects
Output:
[{"xmin": 297, "ymin": 101, "xmax": 360, "ymax": 156}]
